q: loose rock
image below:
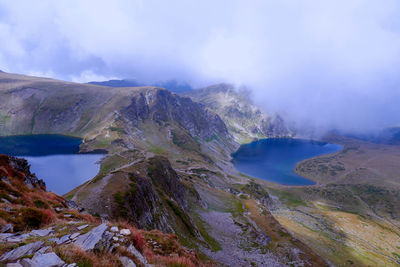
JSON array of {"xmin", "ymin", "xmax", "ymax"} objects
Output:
[
  {"xmin": 119, "ymin": 256, "xmax": 136, "ymax": 267},
  {"xmin": 56, "ymin": 234, "xmax": 70, "ymax": 245},
  {"xmin": 127, "ymin": 245, "xmax": 148, "ymax": 266},
  {"xmin": 31, "ymin": 228, "xmax": 53, "ymax": 237},
  {"xmin": 0, "ymin": 241, "xmax": 44, "ymax": 262},
  {"xmin": 74, "ymin": 223, "xmax": 107, "ymax": 251},
  {"xmin": 20, "ymin": 252, "xmax": 65, "ymax": 267},
  {"xmin": 77, "ymin": 224, "xmax": 88, "ymax": 230},
  {"xmin": 120, "ymin": 229, "xmax": 131, "ymax": 236},
  {"xmin": 70, "ymin": 232, "xmax": 80, "ymax": 239},
  {"xmin": 1, "ymin": 224, "xmax": 12, "ymax": 233}
]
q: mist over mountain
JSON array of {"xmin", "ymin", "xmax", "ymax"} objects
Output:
[
  {"xmin": 1, "ymin": 0, "xmax": 400, "ymax": 133},
  {"xmin": 89, "ymin": 79, "xmax": 193, "ymax": 93}
]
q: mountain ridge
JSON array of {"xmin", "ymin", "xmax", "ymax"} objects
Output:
[{"xmin": 183, "ymin": 83, "xmax": 293, "ymax": 144}]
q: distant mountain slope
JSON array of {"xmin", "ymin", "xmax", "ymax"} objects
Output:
[
  {"xmin": 346, "ymin": 126, "xmax": 400, "ymax": 145},
  {"xmin": 88, "ymin": 79, "xmax": 141, "ymax": 87},
  {"xmin": 183, "ymin": 83, "xmax": 292, "ymax": 143},
  {"xmin": 89, "ymin": 79, "xmax": 193, "ymax": 93},
  {"xmin": 0, "ymin": 72, "xmax": 234, "ymax": 158}
]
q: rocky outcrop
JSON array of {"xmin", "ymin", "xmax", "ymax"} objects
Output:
[
  {"xmin": 122, "ymin": 88, "xmax": 230, "ymax": 141},
  {"xmin": 0, "ymin": 221, "xmax": 202, "ymax": 266},
  {"xmin": 147, "ymin": 156, "xmax": 186, "ymax": 207},
  {"xmin": 74, "ymin": 223, "xmax": 108, "ymax": 251},
  {"xmin": 184, "ymin": 83, "xmax": 293, "ymax": 143},
  {"xmin": 20, "ymin": 252, "xmax": 66, "ymax": 267},
  {"xmin": 0, "ymin": 241, "xmax": 44, "ymax": 262},
  {"xmin": 0, "ymin": 155, "xmax": 45, "ymax": 190},
  {"xmin": 0, "ymin": 154, "xmax": 204, "ymax": 266},
  {"xmin": 111, "ymin": 156, "xmax": 197, "ymax": 234}
]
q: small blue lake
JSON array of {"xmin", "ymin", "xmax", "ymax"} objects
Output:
[
  {"xmin": 232, "ymin": 138, "xmax": 342, "ymax": 185},
  {"xmin": 0, "ymin": 135, "xmax": 103, "ymax": 195}
]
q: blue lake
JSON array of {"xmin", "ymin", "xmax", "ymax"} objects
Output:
[
  {"xmin": 0, "ymin": 135, "xmax": 103, "ymax": 195},
  {"xmin": 232, "ymin": 138, "xmax": 342, "ymax": 185}
]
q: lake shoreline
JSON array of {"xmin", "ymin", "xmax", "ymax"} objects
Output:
[{"xmin": 232, "ymin": 138, "xmax": 343, "ymax": 186}]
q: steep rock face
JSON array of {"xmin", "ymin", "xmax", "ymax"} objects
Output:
[
  {"xmin": 147, "ymin": 156, "xmax": 186, "ymax": 207},
  {"xmin": 184, "ymin": 83, "xmax": 292, "ymax": 143},
  {"xmin": 122, "ymin": 88, "xmax": 230, "ymax": 141},
  {"xmin": 119, "ymin": 172, "xmax": 161, "ymax": 229}
]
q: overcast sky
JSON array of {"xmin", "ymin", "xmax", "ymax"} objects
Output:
[{"xmin": 1, "ymin": 0, "xmax": 400, "ymax": 133}]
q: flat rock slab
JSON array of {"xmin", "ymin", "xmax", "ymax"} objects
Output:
[
  {"xmin": 119, "ymin": 256, "xmax": 136, "ymax": 267},
  {"xmin": 30, "ymin": 228, "xmax": 53, "ymax": 237},
  {"xmin": 20, "ymin": 252, "xmax": 65, "ymax": 267},
  {"xmin": 77, "ymin": 224, "xmax": 89, "ymax": 230},
  {"xmin": 74, "ymin": 223, "xmax": 107, "ymax": 251},
  {"xmin": 127, "ymin": 245, "xmax": 148, "ymax": 266},
  {"xmin": 70, "ymin": 232, "xmax": 80, "ymax": 239},
  {"xmin": 0, "ymin": 241, "xmax": 44, "ymax": 262},
  {"xmin": 0, "ymin": 233, "xmax": 14, "ymax": 241},
  {"xmin": 56, "ymin": 234, "xmax": 70, "ymax": 245}
]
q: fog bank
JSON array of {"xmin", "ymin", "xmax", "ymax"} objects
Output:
[{"xmin": 1, "ymin": 0, "xmax": 400, "ymax": 133}]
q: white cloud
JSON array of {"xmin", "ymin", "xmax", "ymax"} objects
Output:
[{"xmin": 0, "ymin": 0, "xmax": 400, "ymax": 132}]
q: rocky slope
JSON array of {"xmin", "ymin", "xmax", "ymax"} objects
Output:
[
  {"xmin": 0, "ymin": 154, "xmax": 206, "ymax": 267},
  {"xmin": 183, "ymin": 83, "xmax": 292, "ymax": 143}
]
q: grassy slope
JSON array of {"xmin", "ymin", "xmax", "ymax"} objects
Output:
[{"xmin": 262, "ymin": 135, "xmax": 400, "ymax": 266}]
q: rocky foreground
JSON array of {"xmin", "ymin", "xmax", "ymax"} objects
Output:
[{"xmin": 0, "ymin": 155, "xmax": 206, "ymax": 267}]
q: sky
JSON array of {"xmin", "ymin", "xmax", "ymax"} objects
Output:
[{"xmin": 0, "ymin": 0, "xmax": 400, "ymax": 133}]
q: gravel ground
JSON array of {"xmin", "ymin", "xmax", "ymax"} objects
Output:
[{"xmin": 199, "ymin": 210, "xmax": 287, "ymax": 267}]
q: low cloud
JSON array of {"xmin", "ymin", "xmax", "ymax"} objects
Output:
[{"xmin": 1, "ymin": 0, "xmax": 400, "ymax": 133}]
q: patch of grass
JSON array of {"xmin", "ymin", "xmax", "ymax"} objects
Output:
[
  {"xmin": 13, "ymin": 207, "xmax": 56, "ymax": 231},
  {"xmin": 109, "ymin": 126, "xmax": 126, "ymax": 135},
  {"xmin": 113, "ymin": 191, "xmax": 127, "ymax": 217},
  {"xmin": 165, "ymin": 199, "xmax": 195, "ymax": 237},
  {"xmin": 271, "ymin": 189, "xmax": 308, "ymax": 208},
  {"xmin": 0, "ymin": 114, "xmax": 11, "ymax": 125},
  {"xmin": 149, "ymin": 145, "xmax": 167, "ymax": 154},
  {"xmin": 191, "ymin": 215, "xmax": 222, "ymax": 252},
  {"xmin": 171, "ymin": 129, "xmax": 200, "ymax": 152},
  {"xmin": 33, "ymin": 199, "xmax": 49, "ymax": 209}
]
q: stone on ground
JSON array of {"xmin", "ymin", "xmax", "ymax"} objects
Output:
[
  {"xmin": 119, "ymin": 256, "xmax": 136, "ymax": 267},
  {"xmin": 20, "ymin": 252, "xmax": 65, "ymax": 267},
  {"xmin": 74, "ymin": 223, "xmax": 108, "ymax": 251},
  {"xmin": 120, "ymin": 229, "xmax": 131, "ymax": 236},
  {"xmin": 0, "ymin": 241, "xmax": 44, "ymax": 262},
  {"xmin": 127, "ymin": 245, "xmax": 148, "ymax": 266}
]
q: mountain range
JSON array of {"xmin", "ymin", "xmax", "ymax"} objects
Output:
[{"xmin": 1, "ymin": 71, "xmax": 400, "ymax": 266}]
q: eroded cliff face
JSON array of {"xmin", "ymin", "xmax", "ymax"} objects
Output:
[
  {"xmin": 184, "ymin": 83, "xmax": 293, "ymax": 143},
  {"xmin": 122, "ymin": 89, "xmax": 229, "ymax": 141}
]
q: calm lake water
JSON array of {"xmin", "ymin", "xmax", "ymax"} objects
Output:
[
  {"xmin": 232, "ymin": 138, "xmax": 342, "ymax": 185},
  {"xmin": 0, "ymin": 135, "xmax": 103, "ymax": 195}
]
